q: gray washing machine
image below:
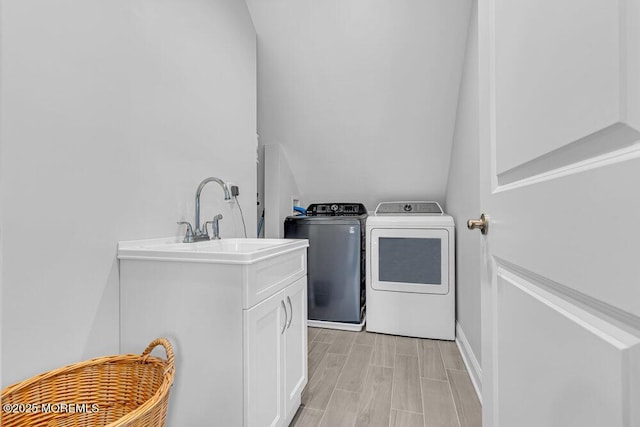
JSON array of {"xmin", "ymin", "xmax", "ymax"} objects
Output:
[{"xmin": 284, "ymin": 203, "xmax": 367, "ymax": 328}]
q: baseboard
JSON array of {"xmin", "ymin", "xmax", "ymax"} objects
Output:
[{"xmin": 455, "ymin": 322, "xmax": 482, "ymax": 404}]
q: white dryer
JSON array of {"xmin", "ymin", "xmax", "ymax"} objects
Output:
[{"xmin": 366, "ymin": 201, "xmax": 455, "ymax": 340}]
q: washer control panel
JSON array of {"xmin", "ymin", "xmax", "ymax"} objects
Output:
[
  {"xmin": 306, "ymin": 203, "xmax": 368, "ymax": 216},
  {"xmin": 374, "ymin": 201, "xmax": 443, "ymax": 215}
]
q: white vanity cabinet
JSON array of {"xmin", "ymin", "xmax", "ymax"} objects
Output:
[
  {"xmin": 244, "ymin": 277, "xmax": 307, "ymax": 427},
  {"xmin": 118, "ymin": 238, "xmax": 308, "ymax": 427}
]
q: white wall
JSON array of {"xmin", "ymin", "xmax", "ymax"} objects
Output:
[
  {"xmin": 264, "ymin": 144, "xmax": 301, "ymax": 238},
  {"xmin": 445, "ymin": 1, "xmax": 481, "ymax": 368},
  {"xmin": 247, "ymin": 0, "xmax": 471, "ymax": 212},
  {"xmin": 1, "ymin": 0, "xmax": 256, "ymax": 386}
]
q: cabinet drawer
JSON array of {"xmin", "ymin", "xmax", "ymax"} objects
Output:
[{"xmin": 243, "ymin": 248, "xmax": 306, "ymax": 309}]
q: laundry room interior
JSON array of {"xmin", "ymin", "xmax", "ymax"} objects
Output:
[{"xmin": 2, "ymin": 0, "xmax": 639, "ymax": 426}]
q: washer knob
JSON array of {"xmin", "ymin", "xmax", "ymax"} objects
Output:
[
  {"xmin": 330, "ymin": 204, "xmax": 339, "ymax": 212},
  {"xmin": 403, "ymin": 204, "xmax": 413, "ymax": 212}
]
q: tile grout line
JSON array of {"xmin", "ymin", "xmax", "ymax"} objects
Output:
[
  {"xmin": 400, "ymin": 409, "xmax": 427, "ymax": 416},
  {"xmin": 298, "ymin": 366, "xmax": 318, "ymax": 412},
  {"xmin": 352, "ymin": 351, "xmax": 373, "ymax": 422},
  {"xmin": 414, "ymin": 338, "xmax": 424, "ymax": 415},
  {"xmin": 302, "ymin": 330, "xmax": 336, "ymax": 417},
  {"xmin": 440, "ymin": 343, "xmax": 462, "ymax": 427},
  {"xmin": 316, "ymin": 330, "xmax": 353, "ymax": 427},
  {"xmin": 354, "ymin": 330, "xmax": 375, "ymax": 425},
  {"xmin": 333, "ymin": 338, "xmax": 374, "ymax": 393},
  {"xmin": 315, "ymin": 328, "xmax": 337, "ymax": 346},
  {"xmin": 419, "ymin": 341, "xmax": 427, "ymax": 427},
  {"xmin": 306, "ymin": 337, "xmax": 330, "ymax": 385},
  {"xmin": 417, "ymin": 339, "xmax": 422, "ymax": 378},
  {"xmin": 420, "ymin": 340, "xmax": 452, "ymax": 384},
  {"xmin": 387, "ymin": 335, "xmax": 397, "ymax": 427},
  {"xmin": 420, "ymin": 377, "xmax": 450, "ymax": 383},
  {"xmin": 310, "ymin": 327, "xmax": 325, "ymax": 345},
  {"xmin": 445, "ymin": 371, "xmax": 463, "ymax": 427}
]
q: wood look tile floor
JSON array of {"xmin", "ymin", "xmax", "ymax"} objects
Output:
[{"xmin": 291, "ymin": 327, "xmax": 481, "ymax": 427}]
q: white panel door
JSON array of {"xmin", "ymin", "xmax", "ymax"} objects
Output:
[
  {"xmin": 478, "ymin": 0, "xmax": 640, "ymax": 426},
  {"xmin": 244, "ymin": 289, "xmax": 286, "ymax": 427},
  {"xmin": 284, "ymin": 277, "xmax": 307, "ymax": 420}
]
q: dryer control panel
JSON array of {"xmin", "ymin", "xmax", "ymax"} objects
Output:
[{"xmin": 374, "ymin": 201, "xmax": 443, "ymax": 215}]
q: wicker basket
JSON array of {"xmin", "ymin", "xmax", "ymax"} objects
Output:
[{"xmin": 1, "ymin": 338, "xmax": 175, "ymax": 427}]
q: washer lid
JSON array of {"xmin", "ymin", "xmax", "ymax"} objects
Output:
[{"xmin": 374, "ymin": 201, "xmax": 443, "ymax": 215}]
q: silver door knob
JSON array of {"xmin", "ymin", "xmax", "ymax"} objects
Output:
[{"xmin": 467, "ymin": 213, "xmax": 488, "ymax": 235}]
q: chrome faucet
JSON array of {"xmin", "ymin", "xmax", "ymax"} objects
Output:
[{"xmin": 194, "ymin": 177, "xmax": 231, "ymax": 241}]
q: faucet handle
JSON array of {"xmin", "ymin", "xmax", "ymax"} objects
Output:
[{"xmin": 177, "ymin": 221, "xmax": 195, "ymax": 243}]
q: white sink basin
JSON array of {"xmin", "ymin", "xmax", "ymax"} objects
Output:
[{"xmin": 118, "ymin": 237, "xmax": 308, "ymax": 264}]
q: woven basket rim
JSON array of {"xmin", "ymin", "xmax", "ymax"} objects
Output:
[
  {"xmin": 1, "ymin": 338, "xmax": 175, "ymax": 427},
  {"xmin": 2, "ymin": 353, "xmax": 149, "ymax": 394}
]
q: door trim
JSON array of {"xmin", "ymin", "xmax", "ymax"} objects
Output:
[{"xmin": 495, "ymin": 257, "xmax": 640, "ymax": 332}]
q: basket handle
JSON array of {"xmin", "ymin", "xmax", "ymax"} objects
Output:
[{"xmin": 141, "ymin": 338, "xmax": 175, "ymax": 375}]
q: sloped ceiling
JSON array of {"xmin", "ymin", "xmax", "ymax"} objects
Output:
[{"xmin": 248, "ymin": 0, "xmax": 471, "ymax": 211}]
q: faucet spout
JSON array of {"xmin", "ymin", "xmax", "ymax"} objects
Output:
[{"xmin": 195, "ymin": 177, "xmax": 231, "ymax": 239}]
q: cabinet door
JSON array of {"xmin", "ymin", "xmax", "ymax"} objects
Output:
[
  {"xmin": 244, "ymin": 289, "xmax": 286, "ymax": 427},
  {"xmin": 284, "ymin": 277, "xmax": 308, "ymax": 418}
]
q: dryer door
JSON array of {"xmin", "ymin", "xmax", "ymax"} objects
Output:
[{"xmin": 370, "ymin": 228, "xmax": 449, "ymax": 294}]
